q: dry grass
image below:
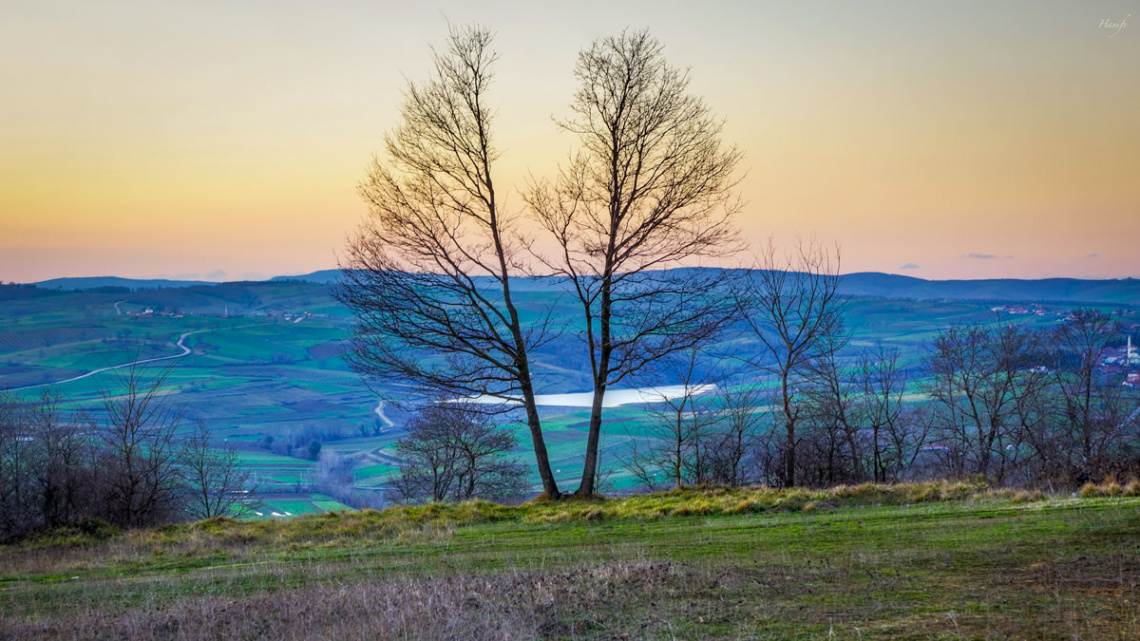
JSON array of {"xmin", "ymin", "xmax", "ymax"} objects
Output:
[
  {"xmin": 3, "ymin": 483, "xmax": 1138, "ymax": 639},
  {"xmin": 0, "ymin": 509, "xmax": 460, "ymax": 580},
  {"xmin": 524, "ymin": 480, "xmax": 1043, "ymax": 523},
  {"xmin": 2, "ymin": 561, "xmax": 685, "ymax": 640},
  {"xmin": 5, "ymin": 549, "xmax": 1138, "ymax": 640},
  {"xmin": 1080, "ymin": 476, "xmax": 1140, "ymax": 498}
]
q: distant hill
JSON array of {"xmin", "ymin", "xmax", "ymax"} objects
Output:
[
  {"xmin": 271, "ymin": 270, "xmax": 343, "ymax": 285},
  {"xmin": 838, "ymin": 273, "xmax": 1140, "ymax": 305},
  {"xmin": 33, "ymin": 276, "xmax": 214, "ymax": 291},
  {"xmin": 28, "ymin": 270, "xmax": 1140, "ymax": 306},
  {"xmin": 270, "ymin": 270, "xmax": 571, "ymax": 292}
]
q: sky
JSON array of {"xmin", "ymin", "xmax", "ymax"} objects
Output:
[{"xmin": 2, "ymin": 1, "xmax": 1138, "ymax": 283}]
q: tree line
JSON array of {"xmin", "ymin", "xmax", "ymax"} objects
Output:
[
  {"xmin": 625, "ymin": 308, "xmax": 1139, "ymax": 492},
  {"xmin": 0, "ymin": 366, "xmax": 253, "ymax": 541}
]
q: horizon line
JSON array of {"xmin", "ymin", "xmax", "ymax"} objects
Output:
[{"xmin": 8, "ymin": 268, "xmax": 1140, "ymax": 287}]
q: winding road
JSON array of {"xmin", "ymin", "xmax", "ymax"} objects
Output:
[
  {"xmin": 7, "ymin": 328, "xmax": 213, "ymax": 392},
  {"xmin": 374, "ymin": 400, "xmax": 395, "ymax": 428}
]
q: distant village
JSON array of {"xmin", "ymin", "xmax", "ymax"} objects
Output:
[
  {"xmin": 124, "ymin": 306, "xmax": 330, "ymax": 322},
  {"xmin": 1103, "ymin": 339, "xmax": 1140, "ymax": 388}
]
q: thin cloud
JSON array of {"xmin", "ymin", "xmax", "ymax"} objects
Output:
[
  {"xmin": 900, "ymin": 263, "xmax": 919, "ymax": 270},
  {"xmin": 157, "ymin": 269, "xmax": 228, "ymax": 281},
  {"xmin": 962, "ymin": 253, "xmax": 1014, "ymax": 260},
  {"xmin": 1086, "ymin": 253, "xmax": 1099, "ymax": 259}
]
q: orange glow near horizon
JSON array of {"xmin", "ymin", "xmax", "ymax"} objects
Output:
[{"xmin": 2, "ymin": 2, "xmax": 1138, "ymax": 283}]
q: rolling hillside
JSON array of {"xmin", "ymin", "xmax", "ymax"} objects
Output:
[
  {"xmin": 34, "ymin": 269, "xmax": 1140, "ymax": 306},
  {"xmin": 3, "ymin": 272, "xmax": 1138, "ymax": 507},
  {"xmin": 840, "ymin": 272, "xmax": 1140, "ymax": 305}
]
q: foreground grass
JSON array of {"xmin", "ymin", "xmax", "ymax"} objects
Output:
[{"xmin": 2, "ymin": 482, "xmax": 1139, "ymax": 639}]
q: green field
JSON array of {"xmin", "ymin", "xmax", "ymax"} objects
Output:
[
  {"xmin": 0, "ymin": 283, "xmax": 396, "ymax": 505},
  {"xmin": 3, "ymin": 281, "xmax": 1138, "ymax": 504},
  {"xmin": 1, "ymin": 483, "xmax": 1137, "ymax": 639}
]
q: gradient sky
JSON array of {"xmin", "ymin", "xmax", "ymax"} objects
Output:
[{"xmin": 2, "ymin": 1, "xmax": 1138, "ymax": 283}]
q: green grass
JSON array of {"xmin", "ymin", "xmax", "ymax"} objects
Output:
[{"xmin": 2, "ymin": 483, "xmax": 1138, "ymax": 639}]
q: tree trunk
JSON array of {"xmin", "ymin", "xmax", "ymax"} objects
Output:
[
  {"xmin": 576, "ymin": 270, "xmax": 614, "ymax": 498},
  {"xmin": 519, "ymin": 382, "xmax": 560, "ymax": 498},
  {"xmin": 675, "ymin": 413, "xmax": 684, "ymax": 489},
  {"xmin": 575, "ymin": 383, "xmax": 608, "ymax": 497},
  {"xmin": 782, "ymin": 373, "xmax": 796, "ymax": 487}
]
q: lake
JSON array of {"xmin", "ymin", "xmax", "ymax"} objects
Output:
[{"xmin": 468, "ymin": 384, "xmax": 717, "ymax": 408}]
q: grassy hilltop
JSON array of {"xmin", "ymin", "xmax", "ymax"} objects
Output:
[{"xmin": 2, "ymin": 482, "xmax": 1139, "ymax": 639}]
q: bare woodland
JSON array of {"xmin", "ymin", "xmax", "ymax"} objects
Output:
[{"xmin": 0, "ymin": 366, "xmax": 254, "ymax": 541}]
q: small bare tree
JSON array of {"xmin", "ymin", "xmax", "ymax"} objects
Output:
[
  {"xmin": 800, "ymin": 337, "xmax": 863, "ymax": 486},
  {"xmin": 26, "ymin": 390, "xmax": 94, "ymax": 530},
  {"xmin": 179, "ymin": 421, "xmax": 255, "ymax": 519},
  {"xmin": 1051, "ymin": 309, "xmax": 1132, "ymax": 477},
  {"xmin": 924, "ymin": 322, "xmax": 1037, "ymax": 482},
  {"xmin": 529, "ymin": 30, "xmax": 743, "ymax": 496},
  {"xmin": 624, "ymin": 349, "xmax": 719, "ymax": 490},
  {"xmin": 706, "ymin": 383, "xmax": 764, "ymax": 487},
  {"xmin": 1012, "ymin": 309, "xmax": 1139, "ymax": 486},
  {"xmin": 391, "ymin": 403, "xmax": 527, "ymax": 503},
  {"xmin": 0, "ymin": 390, "xmax": 33, "ymax": 539},
  {"xmin": 734, "ymin": 239, "xmax": 846, "ymax": 486},
  {"xmin": 337, "ymin": 25, "xmax": 560, "ymax": 497},
  {"xmin": 857, "ymin": 345, "xmax": 929, "ymax": 482},
  {"xmin": 99, "ymin": 364, "xmax": 183, "ymax": 527}
]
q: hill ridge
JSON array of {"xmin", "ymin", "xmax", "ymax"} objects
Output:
[{"xmin": 25, "ymin": 269, "xmax": 1140, "ymax": 305}]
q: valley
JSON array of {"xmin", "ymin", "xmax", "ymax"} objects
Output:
[{"xmin": 3, "ymin": 272, "xmax": 1137, "ymax": 511}]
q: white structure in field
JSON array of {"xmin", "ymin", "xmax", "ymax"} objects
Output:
[{"xmin": 1126, "ymin": 337, "xmax": 1139, "ymax": 388}]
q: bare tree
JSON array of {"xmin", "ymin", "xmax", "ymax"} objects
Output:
[
  {"xmin": 26, "ymin": 390, "xmax": 94, "ymax": 530},
  {"xmin": 99, "ymin": 364, "xmax": 183, "ymax": 527},
  {"xmin": 706, "ymin": 383, "xmax": 764, "ymax": 487},
  {"xmin": 528, "ymin": 30, "xmax": 743, "ymax": 496},
  {"xmin": 179, "ymin": 421, "xmax": 255, "ymax": 519},
  {"xmin": 799, "ymin": 337, "xmax": 863, "ymax": 486},
  {"xmin": 0, "ymin": 390, "xmax": 33, "ymax": 539},
  {"xmin": 734, "ymin": 239, "xmax": 846, "ymax": 486},
  {"xmin": 1051, "ymin": 310, "xmax": 1133, "ymax": 477},
  {"xmin": 391, "ymin": 403, "xmax": 527, "ymax": 503},
  {"xmin": 1, "ymin": 391, "xmax": 100, "ymax": 538},
  {"xmin": 1015, "ymin": 309, "xmax": 1139, "ymax": 485},
  {"xmin": 337, "ymin": 25, "xmax": 560, "ymax": 497},
  {"xmin": 924, "ymin": 322, "xmax": 1038, "ymax": 482},
  {"xmin": 4, "ymin": 369, "xmax": 268, "ymax": 534},
  {"xmin": 857, "ymin": 345, "xmax": 930, "ymax": 482},
  {"xmin": 624, "ymin": 349, "xmax": 719, "ymax": 490}
]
